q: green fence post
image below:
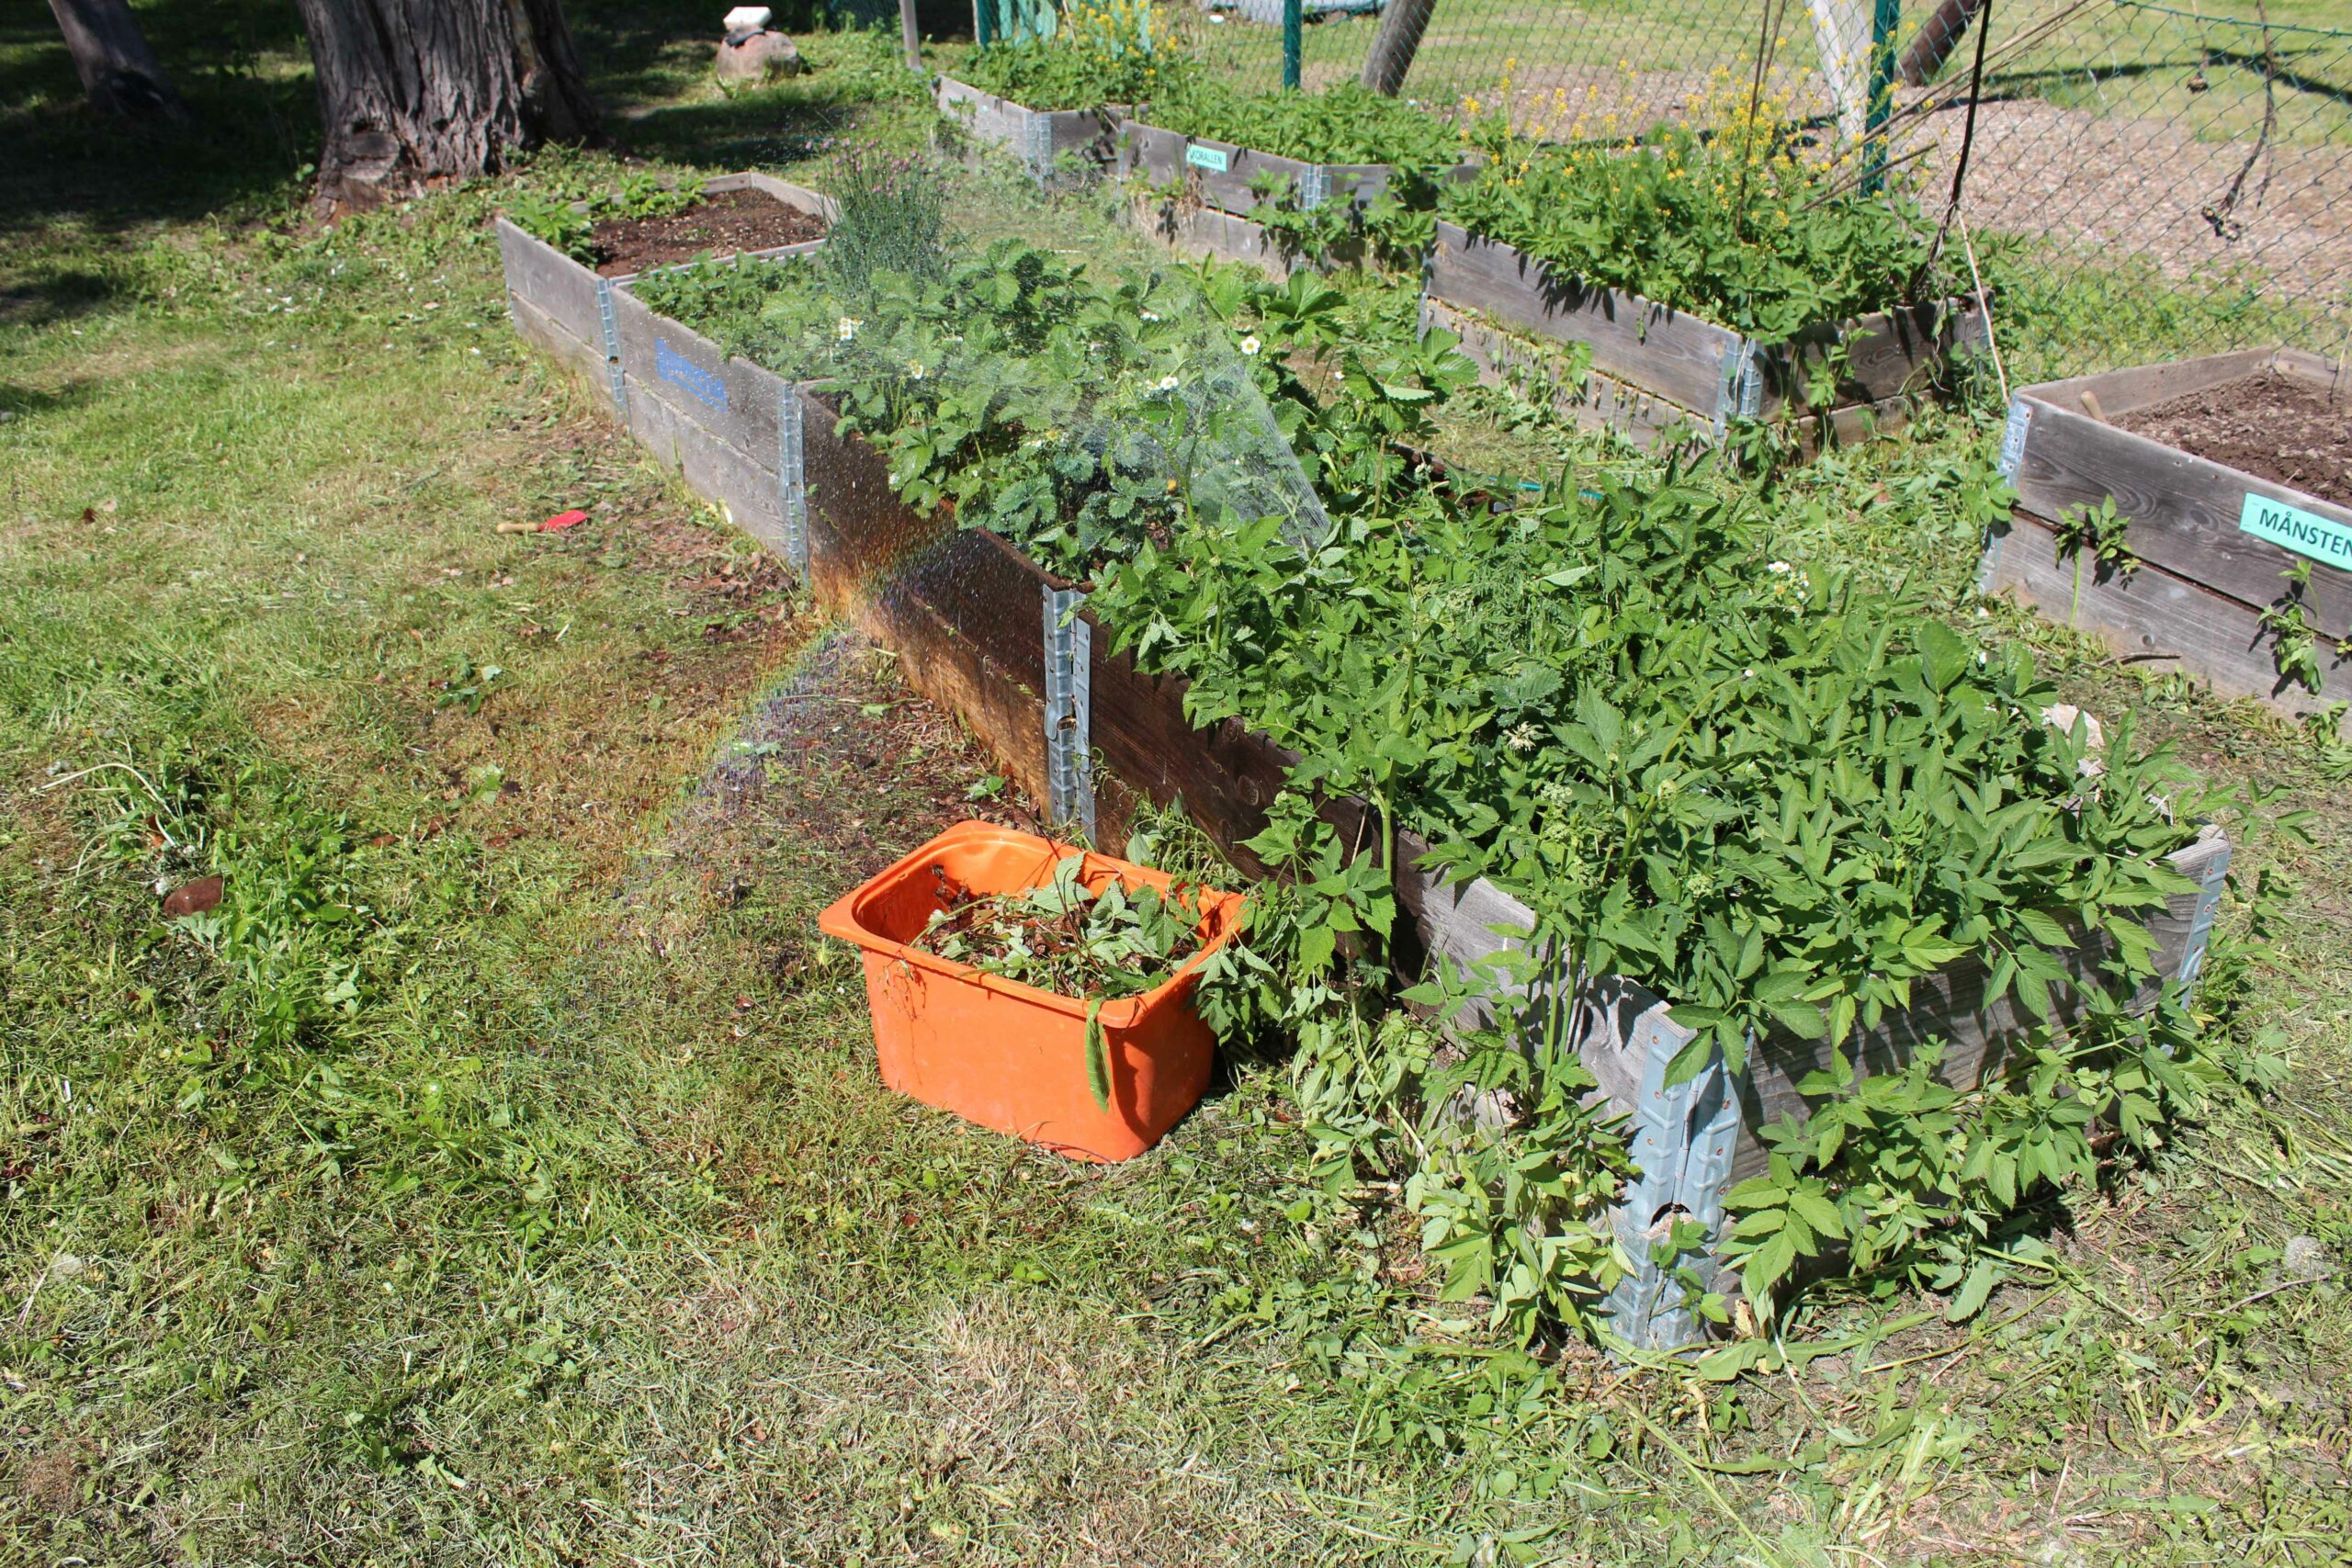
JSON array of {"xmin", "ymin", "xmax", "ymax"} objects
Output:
[
  {"xmin": 1283, "ymin": 0, "xmax": 1303, "ymax": 89},
  {"xmin": 974, "ymin": 0, "xmax": 993, "ymax": 50},
  {"xmin": 1861, "ymin": 0, "xmax": 1903, "ymax": 192}
]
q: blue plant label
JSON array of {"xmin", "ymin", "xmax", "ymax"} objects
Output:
[
  {"xmin": 656, "ymin": 338, "xmax": 728, "ymax": 411},
  {"xmin": 1185, "ymin": 143, "xmax": 1230, "ymax": 174},
  {"xmin": 2238, "ymin": 491, "xmax": 2352, "ymax": 570}
]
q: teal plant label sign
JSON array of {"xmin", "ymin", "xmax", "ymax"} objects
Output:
[
  {"xmin": 1185, "ymin": 143, "xmax": 1230, "ymax": 174},
  {"xmin": 2239, "ymin": 491, "xmax": 2352, "ymax": 570}
]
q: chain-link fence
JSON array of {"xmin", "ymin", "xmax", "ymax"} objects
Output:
[{"xmin": 1131, "ymin": 0, "xmax": 2350, "ymax": 367}]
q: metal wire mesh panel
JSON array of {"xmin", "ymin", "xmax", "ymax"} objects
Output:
[{"xmin": 1117, "ymin": 0, "xmax": 2350, "ymax": 366}]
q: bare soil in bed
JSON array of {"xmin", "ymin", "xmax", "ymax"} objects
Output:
[
  {"xmin": 2117, "ymin": 369, "xmax": 2352, "ymax": 507},
  {"xmin": 594, "ymin": 188, "xmax": 828, "ymax": 277}
]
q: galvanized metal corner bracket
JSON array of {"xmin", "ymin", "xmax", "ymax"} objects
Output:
[
  {"xmin": 1601, "ymin": 1020, "xmax": 1742, "ymax": 1352},
  {"xmin": 1715, "ymin": 337, "xmax": 1764, "ymax": 436},
  {"xmin": 1042, "ymin": 585, "xmax": 1095, "ymax": 840},
  {"xmin": 777, "ymin": 382, "xmax": 808, "ymax": 576},
  {"xmin": 1997, "ymin": 395, "xmax": 2031, "ymax": 480},
  {"xmin": 594, "ymin": 277, "xmax": 629, "ymax": 418},
  {"xmin": 1023, "ymin": 110, "xmax": 1055, "ymax": 183}
]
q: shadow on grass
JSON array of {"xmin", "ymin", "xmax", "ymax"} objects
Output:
[{"xmin": 0, "ymin": 0, "xmax": 319, "ymax": 241}]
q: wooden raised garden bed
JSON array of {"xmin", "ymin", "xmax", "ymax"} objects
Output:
[
  {"xmin": 1421, "ymin": 220, "xmax": 1984, "ymax": 451},
  {"xmin": 1984, "ymin": 349, "xmax": 2352, "ymax": 728},
  {"xmin": 1117, "ymin": 121, "xmax": 1473, "ymax": 275},
  {"xmin": 497, "ymin": 217, "xmax": 2231, "ymax": 1351},
  {"xmin": 935, "ymin": 75, "xmax": 1116, "ymax": 175}
]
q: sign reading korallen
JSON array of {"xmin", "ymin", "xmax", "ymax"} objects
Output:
[{"xmin": 2238, "ymin": 491, "xmax": 2352, "ymax": 570}]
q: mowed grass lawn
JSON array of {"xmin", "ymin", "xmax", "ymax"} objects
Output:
[{"xmin": 6, "ymin": 6, "xmax": 2352, "ymax": 1566}]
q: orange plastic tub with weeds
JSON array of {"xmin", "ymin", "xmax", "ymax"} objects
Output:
[{"xmin": 817, "ymin": 820, "xmax": 1247, "ymax": 1162}]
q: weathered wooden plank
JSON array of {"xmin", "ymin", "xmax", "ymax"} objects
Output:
[
  {"xmin": 2008, "ymin": 347, "xmax": 2275, "ymax": 422},
  {"xmin": 507, "ymin": 290, "xmax": 612, "ymax": 408},
  {"xmin": 793, "ymin": 389, "xmax": 1053, "ymax": 804},
  {"xmin": 1125, "ymin": 195, "xmax": 1325, "ymax": 278},
  {"xmin": 1081, "ymin": 628, "xmax": 1295, "ymax": 874},
  {"xmin": 2011, "ymin": 398, "xmax": 2352, "ymax": 637},
  {"xmin": 1424, "ymin": 296, "xmax": 1702, "ymax": 451},
  {"xmin": 605, "ymin": 286, "xmax": 784, "ymax": 469},
  {"xmin": 497, "ymin": 217, "xmax": 604, "ymax": 352},
  {"xmin": 620, "ymin": 371, "xmax": 788, "ymax": 557},
  {"xmin": 1428, "ymin": 221, "xmax": 1738, "ymax": 415},
  {"xmin": 1119, "ymin": 120, "xmax": 1397, "ymax": 216},
  {"xmin": 1772, "ymin": 298, "xmax": 1972, "ymax": 412},
  {"xmin": 703, "ymin": 171, "xmax": 838, "ymax": 227},
  {"xmin": 935, "ymin": 75, "xmax": 1109, "ymax": 164},
  {"xmin": 1985, "ymin": 507, "xmax": 2352, "ymax": 729}
]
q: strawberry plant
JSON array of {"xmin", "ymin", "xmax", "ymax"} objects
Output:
[{"xmin": 1148, "ymin": 80, "xmax": 1465, "ymax": 180}]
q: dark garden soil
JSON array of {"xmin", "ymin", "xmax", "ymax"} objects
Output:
[
  {"xmin": 593, "ymin": 188, "xmax": 828, "ymax": 277},
  {"xmin": 2117, "ymin": 370, "xmax": 2352, "ymax": 507}
]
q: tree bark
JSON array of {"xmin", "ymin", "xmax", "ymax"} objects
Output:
[
  {"xmin": 1358, "ymin": 0, "xmax": 1438, "ymax": 96},
  {"xmin": 291, "ymin": 0, "xmax": 602, "ymax": 214},
  {"xmin": 47, "ymin": 0, "xmax": 189, "ymax": 122},
  {"xmin": 1898, "ymin": 0, "xmax": 1986, "ymax": 87}
]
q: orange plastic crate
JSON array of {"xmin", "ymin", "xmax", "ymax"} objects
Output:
[{"xmin": 818, "ymin": 821, "xmax": 1247, "ymax": 1162}]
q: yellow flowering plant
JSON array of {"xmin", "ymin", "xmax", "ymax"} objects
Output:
[
  {"xmin": 1445, "ymin": 81, "xmax": 1950, "ymax": 343},
  {"xmin": 958, "ymin": 0, "xmax": 1182, "ymax": 109}
]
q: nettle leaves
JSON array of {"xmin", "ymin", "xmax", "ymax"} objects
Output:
[{"xmin": 1100, "ymin": 455, "xmax": 2210, "ymax": 1327}]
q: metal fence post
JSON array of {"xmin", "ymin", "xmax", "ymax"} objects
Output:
[
  {"xmin": 1861, "ymin": 0, "xmax": 1904, "ymax": 192},
  {"xmin": 1283, "ymin": 0, "xmax": 1303, "ymax": 89}
]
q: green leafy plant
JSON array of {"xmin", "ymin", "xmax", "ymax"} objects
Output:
[
  {"xmin": 819, "ymin": 144, "xmax": 952, "ymax": 295},
  {"xmin": 606, "ymin": 169, "xmax": 707, "ymax": 223},
  {"xmin": 1152, "ymin": 81, "xmax": 1464, "ymax": 173},
  {"xmin": 635, "ymin": 204, "xmax": 2222, "ymax": 1343},
  {"xmin": 503, "ymin": 173, "xmax": 709, "ymax": 264},
  {"xmin": 915, "ymin": 852, "xmax": 1206, "ymax": 998},
  {"xmin": 504, "ymin": 189, "xmax": 592, "ymax": 259},
  {"xmin": 2053, "ymin": 494, "xmax": 2140, "ymax": 624},
  {"xmin": 953, "ymin": 0, "xmax": 1183, "ymax": 111},
  {"xmin": 2259, "ymin": 560, "xmax": 2346, "ymax": 696},
  {"xmin": 1444, "ymin": 101, "xmax": 1948, "ymax": 343}
]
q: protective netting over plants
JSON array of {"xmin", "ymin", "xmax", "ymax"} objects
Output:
[
  {"xmin": 635, "ymin": 152, "xmax": 1334, "ymax": 570},
  {"xmin": 1075, "ymin": 0, "xmax": 2352, "ymax": 367}
]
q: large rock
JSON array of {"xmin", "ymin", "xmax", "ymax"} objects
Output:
[{"xmin": 716, "ymin": 28, "xmax": 803, "ymax": 83}]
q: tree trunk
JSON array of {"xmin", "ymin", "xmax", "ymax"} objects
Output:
[
  {"xmin": 291, "ymin": 0, "xmax": 602, "ymax": 214},
  {"xmin": 1358, "ymin": 0, "xmax": 1437, "ymax": 96},
  {"xmin": 47, "ymin": 0, "xmax": 189, "ymax": 122},
  {"xmin": 1898, "ymin": 0, "xmax": 1987, "ymax": 87}
]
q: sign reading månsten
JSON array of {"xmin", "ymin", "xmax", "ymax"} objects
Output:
[{"xmin": 2238, "ymin": 491, "xmax": 2352, "ymax": 570}]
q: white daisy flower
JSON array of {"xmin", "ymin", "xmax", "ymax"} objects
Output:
[{"xmin": 1239, "ymin": 334, "xmax": 1261, "ymax": 356}]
